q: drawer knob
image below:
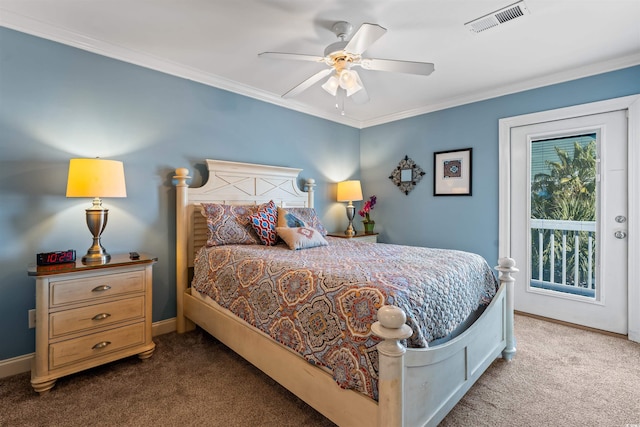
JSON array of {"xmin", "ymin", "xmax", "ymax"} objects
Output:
[
  {"xmin": 91, "ymin": 285, "xmax": 111, "ymax": 292},
  {"xmin": 91, "ymin": 313, "xmax": 111, "ymax": 321},
  {"xmin": 92, "ymin": 341, "xmax": 111, "ymax": 350}
]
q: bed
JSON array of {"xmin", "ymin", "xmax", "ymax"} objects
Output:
[{"xmin": 174, "ymin": 159, "xmax": 517, "ymax": 427}]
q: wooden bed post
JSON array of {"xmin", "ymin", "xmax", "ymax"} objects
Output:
[
  {"xmin": 305, "ymin": 178, "xmax": 315, "ymax": 209},
  {"xmin": 174, "ymin": 167, "xmax": 194, "ymax": 333},
  {"xmin": 496, "ymin": 257, "xmax": 518, "ymax": 361},
  {"xmin": 371, "ymin": 305, "xmax": 413, "ymax": 427}
]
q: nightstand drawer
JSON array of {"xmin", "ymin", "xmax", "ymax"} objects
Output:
[
  {"xmin": 352, "ymin": 234, "xmax": 377, "ymax": 243},
  {"xmin": 50, "ymin": 271, "xmax": 144, "ymax": 306},
  {"xmin": 49, "ymin": 296, "xmax": 145, "ymax": 338},
  {"xmin": 49, "ymin": 321, "xmax": 146, "ymax": 370},
  {"xmin": 327, "ymin": 232, "xmax": 378, "ymax": 243}
]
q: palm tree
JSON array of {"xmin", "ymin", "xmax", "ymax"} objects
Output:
[
  {"xmin": 531, "ymin": 141, "xmax": 596, "ymax": 221},
  {"xmin": 530, "ymin": 140, "xmax": 596, "ymax": 286}
]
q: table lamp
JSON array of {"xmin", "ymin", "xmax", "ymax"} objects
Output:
[
  {"xmin": 66, "ymin": 158, "xmax": 127, "ymax": 264},
  {"xmin": 336, "ymin": 180, "xmax": 363, "ymax": 237}
]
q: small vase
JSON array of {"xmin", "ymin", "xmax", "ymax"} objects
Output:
[{"xmin": 363, "ymin": 220, "xmax": 375, "ymax": 234}]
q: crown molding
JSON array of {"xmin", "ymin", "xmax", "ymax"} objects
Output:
[
  {"xmin": 2, "ymin": 9, "xmax": 638, "ymax": 130},
  {"xmin": 0, "ymin": 10, "xmax": 363, "ymax": 128},
  {"xmin": 361, "ymin": 53, "xmax": 640, "ymax": 128}
]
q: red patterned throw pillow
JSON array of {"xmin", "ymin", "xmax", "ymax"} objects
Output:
[
  {"xmin": 201, "ymin": 203, "xmax": 262, "ymax": 246},
  {"xmin": 249, "ymin": 200, "xmax": 278, "ymax": 246}
]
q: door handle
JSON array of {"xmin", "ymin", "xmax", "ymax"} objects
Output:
[{"xmin": 614, "ymin": 230, "xmax": 627, "ymax": 239}]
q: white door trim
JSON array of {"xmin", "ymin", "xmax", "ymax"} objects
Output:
[{"xmin": 499, "ymin": 94, "xmax": 640, "ymax": 342}]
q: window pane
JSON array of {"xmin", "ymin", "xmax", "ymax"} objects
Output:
[{"xmin": 529, "ymin": 133, "xmax": 596, "ymax": 298}]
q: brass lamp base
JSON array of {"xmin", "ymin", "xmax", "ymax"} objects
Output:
[
  {"xmin": 82, "ymin": 200, "xmax": 111, "ymax": 264},
  {"xmin": 344, "ymin": 202, "xmax": 356, "ymax": 236},
  {"xmin": 82, "ymin": 241, "xmax": 111, "ymax": 264},
  {"xmin": 344, "ymin": 227, "xmax": 356, "ymax": 237}
]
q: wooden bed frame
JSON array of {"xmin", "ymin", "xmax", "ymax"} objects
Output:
[{"xmin": 174, "ymin": 159, "xmax": 517, "ymax": 427}]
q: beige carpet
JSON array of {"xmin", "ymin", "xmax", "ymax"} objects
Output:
[
  {"xmin": 442, "ymin": 315, "xmax": 640, "ymax": 427},
  {"xmin": 1, "ymin": 315, "xmax": 638, "ymax": 426}
]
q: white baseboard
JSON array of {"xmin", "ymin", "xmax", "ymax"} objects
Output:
[
  {"xmin": 152, "ymin": 317, "xmax": 177, "ymax": 336},
  {"xmin": 0, "ymin": 353, "xmax": 34, "ymax": 379},
  {"xmin": 0, "ymin": 318, "xmax": 178, "ymax": 379}
]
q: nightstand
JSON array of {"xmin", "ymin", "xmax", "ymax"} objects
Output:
[
  {"xmin": 28, "ymin": 253, "xmax": 157, "ymax": 394},
  {"xmin": 327, "ymin": 232, "xmax": 378, "ymax": 243}
]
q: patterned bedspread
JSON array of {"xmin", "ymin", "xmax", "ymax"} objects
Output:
[{"xmin": 191, "ymin": 237, "xmax": 498, "ymax": 400}]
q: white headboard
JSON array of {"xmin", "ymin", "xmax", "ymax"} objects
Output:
[{"xmin": 173, "ymin": 159, "xmax": 315, "ymax": 330}]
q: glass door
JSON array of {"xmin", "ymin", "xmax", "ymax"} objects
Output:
[{"xmin": 510, "ymin": 111, "xmax": 628, "ymax": 334}]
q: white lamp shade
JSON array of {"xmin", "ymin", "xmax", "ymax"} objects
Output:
[
  {"xmin": 339, "ymin": 70, "xmax": 363, "ymax": 96},
  {"xmin": 66, "ymin": 158, "xmax": 127, "ymax": 198},
  {"xmin": 336, "ymin": 180, "xmax": 363, "ymax": 202},
  {"xmin": 321, "ymin": 75, "xmax": 340, "ymax": 96}
]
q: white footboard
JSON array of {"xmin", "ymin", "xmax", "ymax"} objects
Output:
[{"xmin": 372, "ymin": 258, "xmax": 517, "ymax": 427}]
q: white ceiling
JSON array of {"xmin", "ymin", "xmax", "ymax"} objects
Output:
[{"xmin": 1, "ymin": 0, "xmax": 639, "ymax": 128}]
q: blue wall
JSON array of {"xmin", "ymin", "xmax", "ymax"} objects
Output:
[
  {"xmin": 1, "ymin": 26, "xmax": 638, "ymax": 360},
  {"xmin": 0, "ymin": 28, "xmax": 359, "ymax": 359},
  {"xmin": 360, "ymin": 66, "xmax": 640, "ymax": 265}
]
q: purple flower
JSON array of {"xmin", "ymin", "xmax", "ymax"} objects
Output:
[{"xmin": 358, "ymin": 195, "xmax": 377, "ymax": 222}]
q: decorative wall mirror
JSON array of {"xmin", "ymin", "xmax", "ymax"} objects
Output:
[
  {"xmin": 400, "ymin": 168, "xmax": 413, "ymax": 182},
  {"xmin": 389, "ymin": 155, "xmax": 425, "ymax": 195}
]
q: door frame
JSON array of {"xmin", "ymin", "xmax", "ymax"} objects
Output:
[{"xmin": 498, "ymin": 94, "xmax": 640, "ymax": 342}]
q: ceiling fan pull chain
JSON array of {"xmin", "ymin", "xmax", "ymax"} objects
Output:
[{"xmin": 335, "ymin": 90, "xmax": 346, "ymax": 115}]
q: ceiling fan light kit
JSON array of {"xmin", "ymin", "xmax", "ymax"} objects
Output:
[
  {"xmin": 321, "ymin": 75, "xmax": 340, "ymax": 96},
  {"xmin": 340, "ymin": 70, "xmax": 363, "ymax": 96},
  {"xmin": 259, "ymin": 20, "xmax": 435, "ymax": 113},
  {"xmin": 321, "ymin": 69, "xmax": 363, "ymax": 97}
]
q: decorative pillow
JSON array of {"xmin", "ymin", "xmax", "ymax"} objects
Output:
[
  {"xmin": 249, "ymin": 200, "xmax": 278, "ymax": 246},
  {"xmin": 277, "ymin": 207, "xmax": 328, "ymax": 236},
  {"xmin": 201, "ymin": 203, "xmax": 262, "ymax": 246},
  {"xmin": 276, "ymin": 227, "xmax": 329, "ymax": 250}
]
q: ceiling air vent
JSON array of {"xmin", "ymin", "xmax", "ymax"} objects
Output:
[{"xmin": 465, "ymin": 1, "xmax": 529, "ymax": 33}]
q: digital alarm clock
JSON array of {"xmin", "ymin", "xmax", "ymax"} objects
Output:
[{"xmin": 36, "ymin": 250, "xmax": 76, "ymax": 266}]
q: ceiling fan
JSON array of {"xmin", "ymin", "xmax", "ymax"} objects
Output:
[{"xmin": 259, "ymin": 21, "xmax": 435, "ymax": 105}]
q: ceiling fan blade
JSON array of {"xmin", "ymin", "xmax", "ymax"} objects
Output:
[
  {"xmin": 282, "ymin": 68, "xmax": 334, "ymax": 98},
  {"xmin": 259, "ymin": 52, "xmax": 325, "ymax": 63},
  {"xmin": 360, "ymin": 58, "xmax": 435, "ymax": 76},
  {"xmin": 344, "ymin": 23, "xmax": 387, "ymax": 54}
]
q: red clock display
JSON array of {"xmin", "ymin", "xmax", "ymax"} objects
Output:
[{"xmin": 36, "ymin": 250, "xmax": 76, "ymax": 266}]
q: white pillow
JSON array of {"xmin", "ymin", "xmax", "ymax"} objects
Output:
[
  {"xmin": 277, "ymin": 207, "xmax": 328, "ymax": 236},
  {"xmin": 276, "ymin": 227, "xmax": 328, "ymax": 250}
]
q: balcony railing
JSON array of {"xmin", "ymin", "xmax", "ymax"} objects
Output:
[{"xmin": 530, "ymin": 219, "xmax": 596, "ymax": 298}]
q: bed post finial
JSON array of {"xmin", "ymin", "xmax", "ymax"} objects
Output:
[
  {"xmin": 174, "ymin": 167, "xmax": 193, "ymax": 333},
  {"xmin": 496, "ymin": 257, "xmax": 518, "ymax": 361},
  {"xmin": 174, "ymin": 168, "xmax": 190, "ymax": 184},
  {"xmin": 304, "ymin": 178, "xmax": 316, "ymax": 208},
  {"xmin": 372, "ymin": 305, "xmax": 412, "ymax": 427}
]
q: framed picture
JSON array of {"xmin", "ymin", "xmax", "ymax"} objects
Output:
[{"xmin": 433, "ymin": 148, "xmax": 472, "ymax": 196}]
